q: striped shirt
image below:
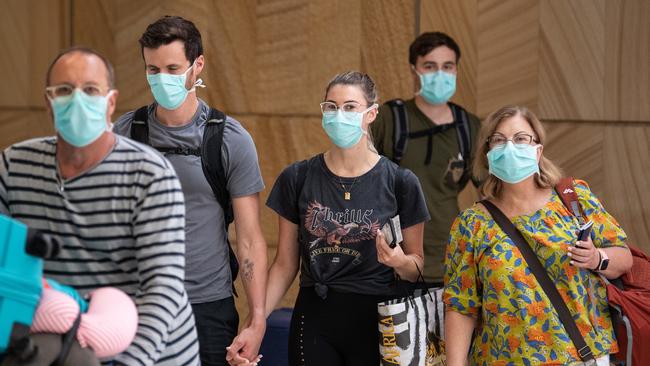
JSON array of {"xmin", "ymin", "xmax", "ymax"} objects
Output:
[{"xmin": 0, "ymin": 136, "xmax": 199, "ymax": 365}]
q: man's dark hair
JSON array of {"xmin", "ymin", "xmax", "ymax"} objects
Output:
[
  {"xmin": 139, "ymin": 16, "xmax": 203, "ymax": 63},
  {"xmin": 46, "ymin": 46, "xmax": 115, "ymax": 88},
  {"xmin": 409, "ymin": 31, "xmax": 461, "ymax": 65}
]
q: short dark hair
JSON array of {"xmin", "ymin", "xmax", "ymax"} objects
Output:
[
  {"xmin": 46, "ymin": 46, "xmax": 115, "ymax": 88},
  {"xmin": 409, "ymin": 31, "xmax": 461, "ymax": 65},
  {"xmin": 139, "ymin": 16, "xmax": 203, "ymax": 63}
]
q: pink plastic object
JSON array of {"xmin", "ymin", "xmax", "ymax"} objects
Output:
[
  {"xmin": 31, "ymin": 287, "xmax": 138, "ymax": 358},
  {"xmin": 31, "ymin": 287, "xmax": 78, "ymax": 334}
]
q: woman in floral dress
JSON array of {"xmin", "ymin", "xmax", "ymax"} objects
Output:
[{"xmin": 444, "ymin": 105, "xmax": 632, "ymax": 366}]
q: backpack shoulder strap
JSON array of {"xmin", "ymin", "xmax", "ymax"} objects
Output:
[
  {"xmin": 555, "ymin": 177, "xmax": 585, "ymax": 224},
  {"xmin": 449, "ymin": 102, "xmax": 471, "ymax": 163},
  {"xmin": 129, "ymin": 106, "xmax": 150, "ymax": 143},
  {"xmin": 295, "ymin": 158, "xmax": 310, "ymax": 195},
  {"xmin": 394, "ymin": 165, "xmax": 406, "ymax": 205},
  {"xmin": 292, "ymin": 157, "xmax": 313, "ymax": 216},
  {"xmin": 201, "ymin": 108, "xmax": 231, "ymax": 224},
  {"xmin": 201, "ymin": 108, "xmax": 240, "ymax": 292},
  {"xmin": 386, "ymin": 99, "xmax": 409, "ymax": 165}
]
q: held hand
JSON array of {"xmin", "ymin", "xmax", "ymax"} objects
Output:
[
  {"xmin": 225, "ymin": 321, "xmax": 265, "ymax": 366},
  {"xmin": 376, "ymin": 229, "xmax": 407, "ymax": 269},
  {"xmin": 567, "ymin": 236, "xmax": 600, "ymax": 270},
  {"xmin": 226, "ymin": 352, "xmax": 262, "ymax": 366}
]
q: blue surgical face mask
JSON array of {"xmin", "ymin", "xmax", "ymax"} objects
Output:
[
  {"xmin": 322, "ymin": 104, "xmax": 377, "ymax": 149},
  {"xmin": 146, "ymin": 63, "xmax": 203, "ymax": 110},
  {"xmin": 50, "ymin": 89, "xmax": 113, "ymax": 147},
  {"xmin": 487, "ymin": 141, "xmax": 541, "ymax": 184},
  {"xmin": 416, "ymin": 70, "xmax": 456, "ymax": 105}
]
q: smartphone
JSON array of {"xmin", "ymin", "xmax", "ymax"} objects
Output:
[
  {"xmin": 576, "ymin": 220, "xmax": 593, "ymax": 247},
  {"xmin": 381, "ymin": 215, "xmax": 403, "ymax": 248}
]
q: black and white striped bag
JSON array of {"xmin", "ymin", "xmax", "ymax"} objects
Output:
[{"xmin": 378, "ymin": 287, "xmax": 446, "ymax": 366}]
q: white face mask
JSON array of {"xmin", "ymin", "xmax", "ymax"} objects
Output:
[
  {"xmin": 487, "ymin": 142, "xmax": 541, "ymax": 183},
  {"xmin": 50, "ymin": 90, "xmax": 114, "ymax": 147},
  {"xmin": 415, "ymin": 69, "xmax": 457, "ymax": 105},
  {"xmin": 146, "ymin": 62, "xmax": 205, "ymax": 110},
  {"xmin": 322, "ymin": 104, "xmax": 377, "ymax": 148}
]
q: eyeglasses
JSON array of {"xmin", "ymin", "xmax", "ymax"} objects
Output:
[
  {"xmin": 45, "ymin": 84, "xmax": 110, "ymax": 99},
  {"xmin": 320, "ymin": 101, "xmax": 368, "ymax": 114},
  {"xmin": 487, "ymin": 132, "xmax": 538, "ymax": 148}
]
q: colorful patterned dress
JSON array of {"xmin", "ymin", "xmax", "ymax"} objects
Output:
[{"xmin": 444, "ymin": 180, "xmax": 627, "ymax": 365}]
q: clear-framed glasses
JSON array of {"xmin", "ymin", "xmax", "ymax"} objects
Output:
[
  {"xmin": 487, "ymin": 132, "xmax": 538, "ymax": 149},
  {"xmin": 320, "ymin": 101, "xmax": 367, "ymax": 114},
  {"xmin": 45, "ymin": 84, "xmax": 110, "ymax": 99}
]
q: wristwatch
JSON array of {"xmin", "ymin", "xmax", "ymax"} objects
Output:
[{"xmin": 595, "ymin": 249, "xmax": 610, "ymax": 272}]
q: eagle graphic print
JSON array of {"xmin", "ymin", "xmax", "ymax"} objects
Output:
[{"xmin": 305, "ymin": 200, "xmax": 380, "ymax": 249}]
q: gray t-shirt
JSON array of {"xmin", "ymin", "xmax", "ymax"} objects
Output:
[{"xmin": 114, "ymin": 99, "xmax": 264, "ymax": 303}]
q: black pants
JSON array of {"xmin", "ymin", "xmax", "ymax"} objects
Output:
[
  {"xmin": 289, "ymin": 288, "xmax": 385, "ymax": 366},
  {"xmin": 191, "ymin": 297, "xmax": 239, "ymax": 366}
]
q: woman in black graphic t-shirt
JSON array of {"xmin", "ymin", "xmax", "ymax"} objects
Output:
[{"xmin": 264, "ymin": 71, "xmax": 430, "ymax": 366}]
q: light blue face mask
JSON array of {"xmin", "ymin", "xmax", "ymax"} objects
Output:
[
  {"xmin": 322, "ymin": 105, "xmax": 377, "ymax": 149},
  {"xmin": 146, "ymin": 63, "xmax": 203, "ymax": 110},
  {"xmin": 417, "ymin": 70, "xmax": 456, "ymax": 105},
  {"xmin": 487, "ymin": 141, "xmax": 540, "ymax": 184},
  {"xmin": 50, "ymin": 90, "xmax": 112, "ymax": 147}
]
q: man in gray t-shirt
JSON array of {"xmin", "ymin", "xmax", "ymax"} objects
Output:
[{"xmin": 113, "ymin": 16, "xmax": 267, "ymax": 366}]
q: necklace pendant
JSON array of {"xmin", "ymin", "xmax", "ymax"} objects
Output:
[{"xmin": 344, "ymin": 192, "xmax": 351, "ymax": 200}]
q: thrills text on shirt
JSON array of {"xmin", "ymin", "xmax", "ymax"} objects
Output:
[{"xmin": 308, "ymin": 205, "xmax": 374, "ymax": 233}]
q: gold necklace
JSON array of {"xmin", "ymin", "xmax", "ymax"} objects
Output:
[{"xmin": 339, "ymin": 176, "xmax": 358, "ymax": 200}]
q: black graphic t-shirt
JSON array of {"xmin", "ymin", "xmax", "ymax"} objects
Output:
[{"xmin": 267, "ymin": 154, "xmax": 430, "ymax": 297}]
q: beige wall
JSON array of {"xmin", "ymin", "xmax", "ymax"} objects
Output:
[{"xmin": 1, "ymin": 0, "xmax": 648, "ymax": 318}]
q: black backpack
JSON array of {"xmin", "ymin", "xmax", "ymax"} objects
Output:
[
  {"xmin": 386, "ymin": 99, "xmax": 472, "ymax": 166},
  {"xmin": 130, "ymin": 106, "xmax": 240, "ymax": 295}
]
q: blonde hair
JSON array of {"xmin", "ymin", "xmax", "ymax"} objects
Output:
[{"xmin": 473, "ymin": 105, "xmax": 563, "ymax": 199}]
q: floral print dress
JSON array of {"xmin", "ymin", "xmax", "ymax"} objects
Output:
[{"xmin": 444, "ymin": 180, "xmax": 627, "ymax": 365}]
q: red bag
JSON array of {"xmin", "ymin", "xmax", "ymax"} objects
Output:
[
  {"xmin": 604, "ymin": 246, "xmax": 650, "ymax": 366},
  {"xmin": 556, "ymin": 178, "xmax": 650, "ymax": 366}
]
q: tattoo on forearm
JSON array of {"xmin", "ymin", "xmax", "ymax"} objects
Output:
[{"xmin": 241, "ymin": 258, "xmax": 254, "ymax": 282}]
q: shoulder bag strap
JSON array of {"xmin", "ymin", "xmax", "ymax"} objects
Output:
[
  {"xmin": 480, "ymin": 200, "xmax": 595, "ymax": 362},
  {"xmin": 555, "ymin": 177, "xmax": 585, "ymax": 224}
]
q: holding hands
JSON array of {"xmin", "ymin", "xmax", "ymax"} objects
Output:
[{"xmin": 226, "ymin": 317, "xmax": 265, "ymax": 366}]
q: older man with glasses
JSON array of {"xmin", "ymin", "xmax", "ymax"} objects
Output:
[{"xmin": 0, "ymin": 46, "xmax": 199, "ymax": 365}]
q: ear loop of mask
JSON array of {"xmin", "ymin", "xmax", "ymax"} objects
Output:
[
  {"xmin": 360, "ymin": 103, "xmax": 379, "ymax": 136},
  {"xmin": 104, "ymin": 90, "xmax": 116, "ymax": 132},
  {"xmin": 186, "ymin": 62, "xmax": 206, "ymax": 92},
  {"xmin": 411, "ymin": 66, "xmax": 425, "ymax": 96}
]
